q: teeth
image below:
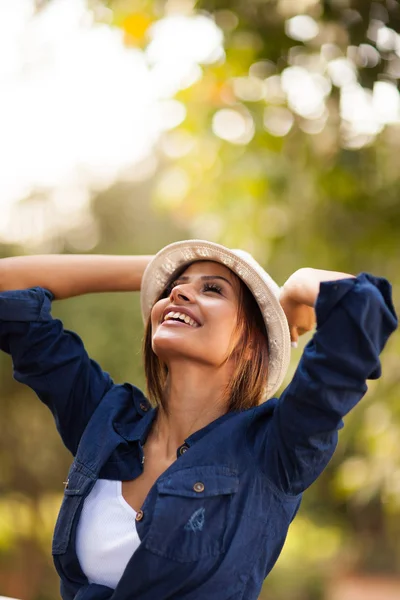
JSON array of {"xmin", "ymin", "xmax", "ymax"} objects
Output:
[{"xmin": 163, "ymin": 311, "xmax": 198, "ymax": 327}]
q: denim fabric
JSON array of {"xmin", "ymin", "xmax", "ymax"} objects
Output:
[{"xmin": 0, "ymin": 274, "xmax": 397, "ymax": 600}]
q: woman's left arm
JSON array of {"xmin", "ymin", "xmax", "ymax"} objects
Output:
[
  {"xmin": 249, "ymin": 269, "xmax": 398, "ymax": 496},
  {"xmin": 279, "ymin": 267, "xmax": 355, "ymax": 343}
]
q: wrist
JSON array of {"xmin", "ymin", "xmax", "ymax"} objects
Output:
[
  {"xmin": 281, "ymin": 268, "xmax": 355, "ymax": 308},
  {"xmin": 281, "ymin": 268, "xmax": 318, "ymax": 307}
]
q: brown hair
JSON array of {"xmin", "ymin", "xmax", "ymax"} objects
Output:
[{"xmin": 143, "ymin": 263, "xmax": 269, "ymax": 412}]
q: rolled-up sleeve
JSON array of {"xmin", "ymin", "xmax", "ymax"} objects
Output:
[
  {"xmin": 0, "ymin": 287, "xmax": 113, "ymax": 455},
  {"xmin": 248, "ymin": 273, "xmax": 398, "ymax": 496}
]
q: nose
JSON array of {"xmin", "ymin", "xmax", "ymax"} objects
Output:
[{"xmin": 169, "ymin": 283, "xmax": 194, "ymax": 304}]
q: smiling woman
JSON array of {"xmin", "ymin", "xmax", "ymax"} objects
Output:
[
  {"xmin": 0, "ymin": 239, "xmax": 397, "ymax": 600},
  {"xmin": 144, "ymin": 260, "xmax": 270, "ymax": 412}
]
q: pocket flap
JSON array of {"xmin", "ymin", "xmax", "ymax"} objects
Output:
[{"xmin": 157, "ymin": 466, "xmax": 239, "ymax": 498}]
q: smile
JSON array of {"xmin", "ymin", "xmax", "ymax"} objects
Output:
[{"xmin": 162, "ymin": 311, "xmax": 199, "ymax": 328}]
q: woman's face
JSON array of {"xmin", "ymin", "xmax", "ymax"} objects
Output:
[{"xmin": 151, "ymin": 261, "xmax": 241, "ymax": 367}]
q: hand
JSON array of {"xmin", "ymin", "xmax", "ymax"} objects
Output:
[
  {"xmin": 279, "ymin": 289, "xmax": 316, "ymax": 345},
  {"xmin": 279, "ymin": 267, "xmax": 354, "ymax": 344}
]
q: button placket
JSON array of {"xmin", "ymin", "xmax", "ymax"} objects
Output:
[{"xmin": 179, "ymin": 444, "xmax": 189, "ymax": 456}]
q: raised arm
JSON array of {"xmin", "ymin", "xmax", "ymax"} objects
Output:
[
  {"xmin": 248, "ymin": 270, "xmax": 397, "ymax": 496},
  {"xmin": 279, "ymin": 267, "xmax": 355, "ymax": 343},
  {"xmin": 0, "ymin": 254, "xmax": 153, "ymax": 298},
  {"xmin": 0, "ymin": 253, "xmax": 152, "ymax": 454}
]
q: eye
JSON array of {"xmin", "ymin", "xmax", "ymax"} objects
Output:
[{"xmin": 202, "ymin": 282, "xmax": 223, "ymax": 294}]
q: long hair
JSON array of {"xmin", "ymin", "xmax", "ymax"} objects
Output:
[{"xmin": 143, "ymin": 263, "xmax": 269, "ymax": 412}]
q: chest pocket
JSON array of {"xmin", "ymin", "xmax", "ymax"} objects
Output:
[
  {"xmin": 52, "ymin": 465, "xmax": 95, "ymax": 555},
  {"xmin": 143, "ymin": 466, "xmax": 239, "ymax": 563}
]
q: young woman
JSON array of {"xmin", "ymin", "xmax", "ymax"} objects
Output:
[{"xmin": 0, "ymin": 239, "xmax": 397, "ymax": 600}]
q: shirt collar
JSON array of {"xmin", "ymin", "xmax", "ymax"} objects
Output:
[
  {"xmin": 115, "ymin": 407, "xmax": 238, "ymax": 448},
  {"xmin": 184, "ymin": 411, "xmax": 238, "ymax": 446}
]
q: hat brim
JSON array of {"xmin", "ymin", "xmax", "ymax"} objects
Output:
[{"xmin": 140, "ymin": 240, "xmax": 291, "ymax": 400}]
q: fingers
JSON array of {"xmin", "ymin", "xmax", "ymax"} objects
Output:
[
  {"xmin": 290, "ymin": 326, "xmax": 299, "ymax": 348},
  {"xmin": 289, "ymin": 321, "xmax": 317, "ymax": 348}
]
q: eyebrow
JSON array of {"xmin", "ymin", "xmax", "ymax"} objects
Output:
[{"xmin": 175, "ymin": 275, "xmax": 234, "ymax": 288}]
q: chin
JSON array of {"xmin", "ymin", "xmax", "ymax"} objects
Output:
[
  {"xmin": 152, "ymin": 336, "xmax": 214, "ymax": 366},
  {"xmin": 152, "ymin": 333, "xmax": 192, "ymax": 359}
]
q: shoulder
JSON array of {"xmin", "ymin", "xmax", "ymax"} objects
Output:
[
  {"xmin": 122, "ymin": 383, "xmax": 152, "ymax": 416},
  {"xmin": 99, "ymin": 382, "xmax": 153, "ymax": 436}
]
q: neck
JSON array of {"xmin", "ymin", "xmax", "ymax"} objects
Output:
[{"xmin": 149, "ymin": 360, "xmax": 231, "ymax": 461}]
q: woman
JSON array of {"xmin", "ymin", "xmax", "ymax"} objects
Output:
[{"xmin": 0, "ymin": 239, "xmax": 397, "ymax": 600}]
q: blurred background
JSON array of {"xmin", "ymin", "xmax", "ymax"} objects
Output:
[{"xmin": 0, "ymin": 0, "xmax": 399, "ymax": 598}]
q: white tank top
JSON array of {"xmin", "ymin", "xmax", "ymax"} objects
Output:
[{"xmin": 76, "ymin": 479, "xmax": 141, "ymax": 589}]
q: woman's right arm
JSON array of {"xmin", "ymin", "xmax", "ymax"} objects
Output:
[
  {"xmin": 0, "ymin": 254, "xmax": 153, "ymax": 298},
  {"xmin": 0, "ymin": 287, "xmax": 115, "ymax": 455},
  {"xmin": 0, "ymin": 253, "xmax": 152, "ymax": 454}
]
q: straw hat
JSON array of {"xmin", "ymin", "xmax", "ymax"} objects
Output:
[{"xmin": 141, "ymin": 240, "xmax": 291, "ymax": 399}]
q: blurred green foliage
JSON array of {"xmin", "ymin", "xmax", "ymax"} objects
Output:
[{"xmin": 1, "ymin": 0, "xmax": 400, "ymax": 598}]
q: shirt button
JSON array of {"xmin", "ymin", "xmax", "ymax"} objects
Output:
[
  {"xmin": 139, "ymin": 402, "xmax": 149, "ymax": 412},
  {"xmin": 193, "ymin": 482, "xmax": 205, "ymax": 493},
  {"xmin": 179, "ymin": 445, "xmax": 189, "ymax": 456},
  {"xmin": 136, "ymin": 510, "xmax": 144, "ymax": 521}
]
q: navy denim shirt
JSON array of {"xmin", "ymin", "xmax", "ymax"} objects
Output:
[{"xmin": 0, "ymin": 274, "xmax": 397, "ymax": 600}]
